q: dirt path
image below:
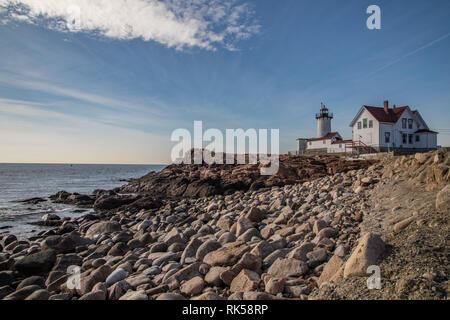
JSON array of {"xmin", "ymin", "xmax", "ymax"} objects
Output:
[{"xmin": 310, "ymin": 151, "xmax": 449, "ymax": 300}]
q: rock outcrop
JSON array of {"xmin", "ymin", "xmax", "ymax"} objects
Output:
[{"xmin": 119, "ymin": 154, "xmax": 376, "ymax": 199}]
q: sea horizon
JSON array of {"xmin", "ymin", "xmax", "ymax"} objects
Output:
[{"xmin": 0, "ymin": 163, "xmax": 166, "ymax": 238}]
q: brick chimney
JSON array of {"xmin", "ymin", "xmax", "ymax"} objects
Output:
[{"xmin": 383, "ymin": 100, "xmax": 389, "ymax": 113}]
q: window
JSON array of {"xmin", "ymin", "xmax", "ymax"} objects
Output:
[
  {"xmin": 416, "ymin": 135, "xmax": 420, "ymax": 142},
  {"xmin": 402, "ymin": 118, "xmax": 407, "ymax": 129},
  {"xmin": 357, "ymin": 122, "xmax": 361, "ymax": 129},
  {"xmin": 408, "ymin": 119, "xmax": 413, "ymax": 129},
  {"xmin": 385, "ymin": 132, "xmax": 390, "ymax": 143},
  {"xmin": 309, "ymin": 142, "xmax": 312, "ymax": 146},
  {"xmin": 408, "ymin": 134, "xmax": 413, "ymax": 144},
  {"xmin": 369, "ymin": 120, "xmax": 373, "ymax": 128},
  {"xmin": 339, "ymin": 144, "xmax": 342, "ymax": 148},
  {"xmin": 363, "ymin": 118, "xmax": 367, "ymax": 128},
  {"xmin": 323, "ymin": 140, "xmax": 326, "ymax": 144},
  {"xmin": 402, "ymin": 133, "xmax": 407, "ymax": 144}
]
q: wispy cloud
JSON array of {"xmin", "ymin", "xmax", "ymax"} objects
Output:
[
  {"xmin": 0, "ymin": 71, "xmax": 254, "ymax": 130},
  {"xmin": 0, "ymin": 75, "xmax": 165, "ymax": 116},
  {"xmin": 366, "ymin": 32, "xmax": 450, "ymax": 78},
  {"xmin": 0, "ymin": 0, "xmax": 259, "ymax": 50},
  {"xmin": 0, "ymin": 97, "xmax": 71, "ymax": 119}
]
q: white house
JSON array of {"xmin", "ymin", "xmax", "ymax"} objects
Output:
[
  {"xmin": 304, "ymin": 132, "xmax": 353, "ymax": 153},
  {"xmin": 349, "ymin": 100, "xmax": 438, "ymax": 152}
]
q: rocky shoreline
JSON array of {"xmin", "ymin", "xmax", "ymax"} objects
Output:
[{"xmin": 0, "ymin": 151, "xmax": 448, "ymax": 300}]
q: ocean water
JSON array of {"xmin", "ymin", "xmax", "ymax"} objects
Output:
[{"xmin": 0, "ymin": 163, "xmax": 165, "ymax": 239}]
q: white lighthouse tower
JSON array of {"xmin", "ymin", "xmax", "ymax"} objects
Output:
[{"xmin": 316, "ymin": 103, "xmax": 333, "ymax": 138}]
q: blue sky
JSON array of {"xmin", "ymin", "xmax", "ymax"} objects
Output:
[{"xmin": 0, "ymin": 0, "xmax": 449, "ymax": 164}]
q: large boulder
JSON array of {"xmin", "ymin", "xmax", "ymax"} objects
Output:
[
  {"xmin": 203, "ymin": 242, "xmax": 250, "ymax": 267},
  {"xmin": 265, "ymin": 277, "xmax": 285, "ymax": 295},
  {"xmin": 204, "ymin": 267, "xmax": 227, "ymax": 287},
  {"xmin": 164, "ymin": 262, "xmax": 202, "ymax": 284},
  {"xmin": 16, "ymin": 276, "xmax": 45, "ymax": 290},
  {"xmin": 244, "ymin": 207, "xmax": 264, "ymax": 223},
  {"xmin": 85, "ymin": 221, "xmax": 122, "ymax": 238},
  {"xmin": 105, "ymin": 268, "xmax": 127, "ymax": 287},
  {"xmin": 93, "ymin": 194, "xmax": 138, "ymax": 211},
  {"xmin": 77, "ymin": 265, "xmax": 112, "ymax": 296},
  {"xmin": 41, "ymin": 233, "xmax": 93, "ymax": 253},
  {"xmin": 120, "ymin": 196, "xmax": 162, "ymax": 212},
  {"xmin": 3, "ymin": 285, "xmax": 42, "ymax": 300},
  {"xmin": 25, "ymin": 289, "xmax": 50, "ymax": 300},
  {"xmin": 108, "ymin": 280, "xmax": 132, "ymax": 300},
  {"xmin": 14, "ymin": 250, "xmax": 56, "ymax": 276},
  {"xmin": 267, "ymin": 258, "xmax": 308, "ymax": 278},
  {"xmin": 163, "ymin": 228, "xmax": 184, "ymax": 246},
  {"xmin": 287, "ymin": 242, "xmax": 315, "ymax": 261},
  {"xmin": 180, "ymin": 238, "xmax": 202, "ymax": 264},
  {"xmin": 52, "ymin": 254, "xmax": 83, "ymax": 272},
  {"xmin": 317, "ymin": 255, "xmax": 344, "ymax": 286},
  {"xmin": 180, "ymin": 276, "xmax": 205, "ymax": 296},
  {"xmin": 196, "ymin": 240, "xmax": 221, "ymax": 261},
  {"xmin": 230, "ymin": 269, "xmax": 260, "ymax": 293},
  {"xmin": 343, "ymin": 233, "xmax": 386, "ymax": 278}
]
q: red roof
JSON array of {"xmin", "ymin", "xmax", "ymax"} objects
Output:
[
  {"xmin": 364, "ymin": 105, "xmax": 410, "ymax": 123},
  {"xmin": 308, "ymin": 132, "xmax": 339, "ymax": 142},
  {"xmin": 415, "ymin": 129, "xmax": 437, "ymax": 134}
]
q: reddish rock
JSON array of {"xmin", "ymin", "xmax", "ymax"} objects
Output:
[
  {"xmin": 317, "ymin": 255, "xmax": 344, "ymax": 287},
  {"xmin": 265, "ymin": 277, "xmax": 285, "ymax": 295},
  {"xmin": 203, "ymin": 242, "xmax": 250, "ymax": 267},
  {"xmin": 180, "ymin": 276, "xmax": 205, "ymax": 296},
  {"xmin": 230, "ymin": 269, "xmax": 260, "ymax": 293},
  {"xmin": 343, "ymin": 233, "xmax": 386, "ymax": 278},
  {"xmin": 244, "ymin": 207, "xmax": 264, "ymax": 223},
  {"xmin": 267, "ymin": 258, "xmax": 308, "ymax": 278}
]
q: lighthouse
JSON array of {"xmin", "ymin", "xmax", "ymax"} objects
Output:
[{"xmin": 315, "ymin": 103, "xmax": 333, "ymax": 138}]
